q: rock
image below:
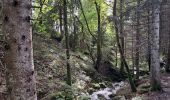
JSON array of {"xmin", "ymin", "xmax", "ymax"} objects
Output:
[
  {"xmin": 97, "ymin": 94, "xmax": 106, "ymax": 100},
  {"xmin": 97, "ymin": 61, "xmax": 125, "ymax": 82},
  {"xmin": 99, "ymin": 83, "xmax": 107, "ymax": 89},
  {"xmin": 92, "ymin": 83, "xmax": 100, "ymax": 90},
  {"xmin": 108, "ymin": 93, "xmax": 116, "ymax": 98},
  {"xmin": 131, "ymin": 96, "xmax": 143, "ymax": 100},
  {"xmin": 87, "ymin": 88, "xmax": 95, "ymax": 94},
  {"xmin": 112, "ymin": 96, "xmax": 126, "ymax": 100}
]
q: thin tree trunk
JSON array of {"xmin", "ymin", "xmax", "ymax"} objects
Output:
[
  {"xmin": 115, "ymin": 43, "xmax": 118, "ymax": 67},
  {"xmin": 94, "ymin": 2, "xmax": 102, "ymax": 70},
  {"xmin": 147, "ymin": 8, "xmax": 151, "ymax": 71},
  {"xmin": 63, "ymin": 0, "xmax": 72, "ymax": 86},
  {"xmin": 59, "ymin": 4, "xmax": 64, "ymax": 40},
  {"xmin": 120, "ymin": 0, "xmax": 125, "ymax": 73},
  {"xmin": 132, "ymin": 30, "xmax": 135, "ymax": 76},
  {"xmin": 2, "ymin": 0, "xmax": 37, "ymax": 99},
  {"xmin": 71, "ymin": 0, "xmax": 78, "ymax": 51},
  {"xmin": 113, "ymin": 0, "xmax": 136, "ymax": 92},
  {"xmin": 135, "ymin": 0, "xmax": 140, "ymax": 80},
  {"xmin": 72, "ymin": 17, "xmax": 78, "ymax": 51}
]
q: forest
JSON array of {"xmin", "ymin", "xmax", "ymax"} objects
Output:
[{"xmin": 0, "ymin": 0, "xmax": 170, "ymax": 100}]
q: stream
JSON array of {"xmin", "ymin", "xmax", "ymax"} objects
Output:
[{"xmin": 90, "ymin": 81, "xmax": 126, "ymax": 100}]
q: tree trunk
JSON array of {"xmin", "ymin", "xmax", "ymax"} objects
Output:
[
  {"xmin": 119, "ymin": 0, "xmax": 125, "ymax": 73},
  {"xmin": 147, "ymin": 7, "xmax": 151, "ymax": 71},
  {"xmin": 132, "ymin": 30, "xmax": 135, "ymax": 76},
  {"xmin": 113, "ymin": 0, "xmax": 136, "ymax": 92},
  {"xmin": 0, "ymin": 5, "xmax": 4, "ymax": 99},
  {"xmin": 134, "ymin": 0, "xmax": 140, "ymax": 80},
  {"xmin": 63, "ymin": 0, "xmax": 72, "ymax": 86},
  {"xmin": 165, "ymin": 33, "xmax": 170, "ymax": 73},
  {"xmin": 115, "ymin": 43, "xmax": 118, "ymax": 67},
  {"xmin": 59, "ymin": 4, "xmax": 64, "ymax": 41},
  {"xmin": 150, "ymin": 0, "xmax": 162, "ymax": 91},
  {"xmin": 2, "ymin": 0, "xmax": 37, "ymax": 99},
  {"xmin": 164, "ymin": 1, "xmax": 170, "ymax": 72},
  {"xmin": 94, "ymin": 2, "xmax": 102, "ymax": 70}
]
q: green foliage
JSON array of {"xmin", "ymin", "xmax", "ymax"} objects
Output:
[{"xmin": 51, "ymin": 84, "xmax": 74, "ymax": 100}]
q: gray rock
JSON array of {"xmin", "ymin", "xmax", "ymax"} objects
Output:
[{"xmin": 112, "ymin": 96, "xmax": 126, "ymax": 100}]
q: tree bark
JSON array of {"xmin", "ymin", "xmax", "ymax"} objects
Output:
[
  {"xmin": 166, "ymin": 38, "xmax": 170, "ymax": 72},
  {"xmin": 119, "ymin": 0, "xmax": 125, "ymax": 73},
  {"xmin": 2, "ymin": 0, "xmax": 37, "ymax": 99},
  {"xmin": 147, "ymin": 7, "xmax": 151, "ymax": 71},
  {"xmin": 134, "ymin": 0, "xmax": 140, "ymax": 80},
  {"xmin": 94, "ymin": 2, "xmax": 102, "ymax": 70},
  {"xmin": 63, "ymin": 0, "xmax": 72, "ymax": 86},
  {"xmin": 59, "ymin": 4, "xmax": 64, "ymax": 41},
  {"xmin": 150, "ymin": 0, "xmax": 162, "ymax": 91}
]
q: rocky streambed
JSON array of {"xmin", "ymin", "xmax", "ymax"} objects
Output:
[{"xmin": 90, "ymin": 81, "xmax": 126, "ymax": 100}]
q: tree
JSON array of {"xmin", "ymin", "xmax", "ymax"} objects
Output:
[
  {"xmin": 162, "ymin": 0, "xmax": 170, "ymax": 72},
  {"xmin": 63, "ymin": 0, "xmax": 72, "ymax": 86},
  {"xmin": 58, "ymin": 3, "xmax": 64, "ymax": 42},
  {"xmin": 134, "ymin": 0, "xmax": 140, "ymax": 80},
  {"xmin": 2, "ymin": 0, "xmax": 37, "ymax": 99},
  {"xmin": 166, "ymin": 35, "xmax": 170, "ymax": 72},
  {"xmin": 113, "ymin": 0, "xmax": 137, "ymax": 92},
  {"xmin": 94, "ymin": 1, "xmax": 102, "ymax": 70},
  {"xmin": 147, "ymin": 2, "xmax": 151, "ymax": 71},
  {"xmin": 119, "ymin": 0, "xmax": 125, "ymax": 73},
  {"xmin": 150, "ymin": 0, "xmax": 162, "ymax": 91}
]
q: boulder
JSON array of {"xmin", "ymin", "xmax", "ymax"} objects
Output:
[{"xmin": 98, "ymin": 61, "xmax": 125, "ymax": 82}]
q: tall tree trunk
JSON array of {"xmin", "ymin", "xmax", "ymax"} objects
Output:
[
  {"xmin": 0, "ymin": 3, "xmax": 4, "ymax": 99},
  {"xmin": 63, "ymin": 0, "xmax": 72, "ymax": 86},
  {"xmin": 59, "ymin": 4, "xmax": 64, "ymax": 41},
  {"xmin": 132, "ymin": 30, "xmax": 135, "ymax": 76},
  {"xmin": 113, "ymin": 0, "xmax": 136, "ymax": 92},
  {"xmin": 166, "ymin": 36, "xmax": 170, "ymax": 72},
  {"xmin": 150, "ymin": 0, "xmax": 162, "ymax": 91},
  {"xmin": 120, "ymin": 0, "xmax": 125, "ymax": 73},
  {"xmin": 2, "ymin": 0, "xmax": 37, "ymax": 99},
  {"xmin": 147, "ymin": 7, "xmax": 151, "ymax": 71},
  {"xmin": 135, "ymin": 0, "xmax": 140, "ymax": 80},
  {"xmin": 0, "ymin": 43, "xmax": 4, "ymax": 100},
  {"xmin": 72, "ymin": 17, "xmax": 78, "ymax": 51},
  {"xmin": 71, "ymin": 0, "xmax": 78, "ymax": 51},
  {"xmin": 115, "ymin": 43, "xmax": 118, "ymax": 67},
  {"xmin": 94, "ymin": 2, "xmax": 102, "ymax": 70},
  {"xmin": 164, "ymin": 1, "xmax": 170, "ymax": 72}
]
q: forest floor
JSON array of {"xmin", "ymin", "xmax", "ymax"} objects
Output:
[
  {"xmin": 146, "ymin": 73, "xmax": 170, "ymax": 100},
  {"xmin": 1, "ymin": 35, "xmax": 170, "ymax": 100}
]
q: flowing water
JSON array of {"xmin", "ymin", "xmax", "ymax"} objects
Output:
[{"xmin": 90, "ymin": 81, "xmax": 126, "ymax": 100}]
